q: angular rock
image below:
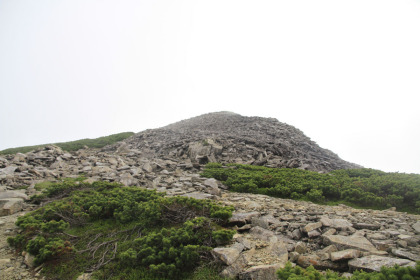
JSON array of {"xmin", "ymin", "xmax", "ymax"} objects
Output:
[
  {"xmin": 323, "ymin": 233, "xmax": 378, "ymax": 252},
  {"xmin": 203, "ymin": 178, "xmax": 221, "ymax": 196},
  {"xmin": 297, "ymin": 254, "xmax": 348, "ymax": 271},
  {"xmin": 308, "ymin": 229, "xmax": 321, "ymax": 238},
  {"xmin": 348, "ymin": 255, "xmax": 416, "ymax": 272},
  {"xmin": 229, "ymin": 212, "xmax": 261, "ymax": 226},
  {"xmin": 412, "ymin": 221, "xmax": 420, "ymax": 233},
  {"xmin": 239, "ymin": 263, "xmax": 282, "ymax": 280},
  {"xmin": 221, "ymin": 249, "xmax": 255, "ymax": 278},
  {"xmin": 331, "ymin": 219, "xmax": 352, "ymax": 229},
  {"xmin": 391, "ymin": 249, "xmax": 420, "ymax": 261},
  {"xmin": 249, "ymin": 226, "xmax": 276, "ymax": 242},
  {"xmin": 303, "ymin": 222, "xmax": 322, "ymax": 233},
  {"xmin": 353, "ymin": 223, "xmax": 381, "ymax": 230},
  {"xmin": 294, "ymin": 241, "xmax": 307, "ymax": 254},
  {"xmin": 330, "ymin": 249, "xmax": 361, "ymax": 261},
  {"xmin": 0, "ymin": 198, "xmax": 24, "ymax": 216},
  {"xmin": 181, "ymin": 192, "xmax": 213, "ymax": 200},
  {"xmin": 212, "ymin": 246, "xmax": 243, "ymax": 265},
  {"xmin": 0, "ymin": 190, "xmax": 29, "ymax": 200}
]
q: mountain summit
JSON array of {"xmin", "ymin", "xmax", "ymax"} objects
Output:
[{"xmin": 113, "ymin": 112, "xmax": 359, "ymax": 172}]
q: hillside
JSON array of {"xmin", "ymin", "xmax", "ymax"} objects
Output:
[
  {"xmin": 107, "ymin": 112, "xmax": 360, "ymax": 172},
  {"xmin": 0, "ymin": 132, "xmax": 134, "ymax": 155},
  {"xmin": 0, "ymin": 112, "xmax": 418, "ymax": 280}
]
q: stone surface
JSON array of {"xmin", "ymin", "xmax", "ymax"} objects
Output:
[
  {"xmin": 239, "ymin": 263, "xmax": 282, "ymax": 280},
  {"xmin": 330, "ymin": 249, "xmax": 361, "ymax": 262},
  {"xmin": 212, "ymin": 246, "xmax": 243, "ymax": 265},
  {"xmin": 391, "ymin": 249, "xmax": 420, "ymax": 261},
  {"xmin": 323, "ymin": 233, "xmax": 378, "ymax": 252},
  {"xmin": 303, "ymin": 222, "xmax": 322, "ymax": 233},
  {"xmin": 348, "ymin": 255, "xmax": 416, "ymax": 272},
  {"xmin": 0, "ymin": 198, "xmax": 24, "ymax": 216},
  {"xmin": 412, "ymin": 221, "xmax": 420, "ymax": 233}
]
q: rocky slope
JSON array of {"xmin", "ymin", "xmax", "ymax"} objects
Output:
[
  {"xmin": 0, "ymin": 112, "xmax": 418, "ymax": 280},
  {"xmin": 108, "ymin": 112, "xmax": 360, "ymax": 172}
]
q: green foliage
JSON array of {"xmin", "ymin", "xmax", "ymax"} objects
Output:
[
  {"xmin": 202, "ymin": 163, "xmax": 420, "ymax": 213},
  {"xmin": 276, "ymin": 262, "xmax": 420, "ymax": 280},
  {"xmin": 0, "ymin": 132, "xmax": 134, "ymax": 154},
  {"xmin": 8, "ymin": 180, "xmax": 234, "ymax": 280}
]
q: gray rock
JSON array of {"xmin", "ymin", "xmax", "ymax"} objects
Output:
[
  {"xmin": 303, "ymin": 222, "xmax": 322, "ymax": 233},
  {"xmin": 212, "ymin": 246, "xmax": 243, "ymax": 265},
  {"xmin": 294, "ymin": 242, "xmax": 307, "ymax": 254},
  {"xmin": 0, "ymin": 191, "xmax": 29, "ymax": 200},
  {"xmin": 353, "ymin": 223, "xmax": 381, "ymax": 230},
  {"xmin": 142, "ymin": 162, "xmax": 154, "ymax": 173},
  {"xmin": 323, "ymin": 232, "xmax": 379, "ymax": 252},
  {"xmin": 0, "ymin": 198, "xmax": 24, "ymax": 216},
  {"xmin": 229, "ymin": 212, "xmax": 261, "ymax": 226},
  {"xmin": 391, "ymin": 249, "xmax": 420, "ymax": 261},
  {"xmin": 203, "ymin": 178, "xmax": 221, "ymax": 196},
  {"xmin": 348, "ymin": 255, "xmax": 416, "ymax": 272},
  {"xmin": 412, "ymin": 221, "xmax": 420, "ymax": 233},
  {"xmin": 249, "ymin": 226, "xmax": 276, "ymax": 242},
  {"xmin": 239, "ymin": 263, "xmax": 282, "ymax": 280},
  {"xmin": 0, "ymin": 166, "xmax": 17, "ymax": 175},
  {"xmin": 181, "ymin": 192, "xmax": 213, "ymax": 200},
  {"xmin": 330, "ymin": 249, "xmax": 361, "ymax": 261}
]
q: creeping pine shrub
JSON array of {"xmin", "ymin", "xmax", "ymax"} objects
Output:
[
  {"xmin": 202, "ymin": 163, "xmax": 420, "ymax": 214},
  {"xmin": 276, "ymin": 262, "xmax": 420, "ymax": 280},
  {"xmin": 8, "ymin": 180, "xmax": 235, "ymax": 279}
]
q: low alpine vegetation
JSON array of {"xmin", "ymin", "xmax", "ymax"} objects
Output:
[
  {"xmin": 0, "ymin": 132, "xmax": 134, "ymax": 154},
  {"xmin": 8, "ymin": 180, "xmax": 235, "ymax": 280},
  {"xmin": 277, "ymin": 262, "xmax": 420, "ymax": 280},
  {"xmin": 202, "ymin": 163, "xmax": 420, "ymax": 213}
]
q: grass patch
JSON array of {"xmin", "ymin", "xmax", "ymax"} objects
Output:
[{"xmin": 0, "ymin": 132, "xmax": 134, "ymax": 155}]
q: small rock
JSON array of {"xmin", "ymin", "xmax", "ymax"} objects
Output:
[
  {"xmin": 303, "ymin": 222, "xmax": 322, "ymax": 233},
  {"xmin": 294, "ymin": 242, "xmax": 307, "ymax": 254}
]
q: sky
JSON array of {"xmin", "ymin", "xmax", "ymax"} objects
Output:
[{"xmin": 1, "ymin": 0, "xmax": 419, "ymax": 174}]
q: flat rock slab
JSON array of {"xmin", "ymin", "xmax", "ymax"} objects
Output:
[
  {"xmin": 353, "ymin": 223, "xmax": 381, "ymax": 230},
  {"xmin": 212, "ymin": 247, "xmax": 242, "ymax": 265},
  {"xmin": 229, "ymin": 212, "xmax": 261, "ymax": 226},
  {"xmin": 330, "ymin": 249, "xmax": 361, "ymax": 262},
  {"xmin": 321, "ymin": 217, "xmax": 352, "ymax": 229},
  {"xmin": 349, "ymin": 255, "xmax": 416, "ymax": 272},
  {"xmin": 181, "ymin": 192, "xmax": 213, "ymax": 200},
  {"xmin": 323, "ymin": 233, "xmax": 378, "ymax": 252},
  {"xmin": 0, "ymin": 198, "xmax": 24, "ymax": 216},
  {"xmin": 303, "ymin": 222, "xmax": 322, "ymax": 233},
  {"xmin": 391, "ymin": 249, "xmax": 420, "ymax": 261},
  {"xmin": 0, "ymin": 190, "xmax": 29, "ymax": 200},
  {"xmin": 412, "ymin": 221, "xmax": 420, "ymax": 233},
  {"xmin": 238, "ymin": 263, "xmax": 282, "ymax": 280}
]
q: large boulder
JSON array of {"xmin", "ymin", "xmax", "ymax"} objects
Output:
[
  {"xmin": 348, "ymin": 255, "xmax": 416, "ymax": 272},
  {"xmin": 323, "ymin": 232, "xmax": 378, "ymax": 252}
]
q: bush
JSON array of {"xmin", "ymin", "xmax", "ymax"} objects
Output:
[
  {"xmin": 8, "ymin": 180, "xmax": 235, "ymax": 280},
  {"xmin": 202, "ymin": 163, "xmax": 420, "ymax": 213},
  {"xmin": 276, "ymin": 262, "xmax": 420, "ymax": 280}
]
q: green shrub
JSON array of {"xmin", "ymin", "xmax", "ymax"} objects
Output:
[
  {"xmin": 202, "ymin": 163, "xmax": 420, "ymax": 213},
  {"xmin": 276, "ymin": 262, "xmax": 420, "ymax": 280},
  {"xmin": 8, "ymin": 180, "xmax": 235, "ymax": 280},
  {"xmin": 0, "ymin": 132, "xmax": 134, "ymax": 154}
]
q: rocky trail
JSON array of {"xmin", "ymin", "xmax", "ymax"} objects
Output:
[{"xmin": 0, "ymin": 112, "xmax": 419, "ymax": 279}]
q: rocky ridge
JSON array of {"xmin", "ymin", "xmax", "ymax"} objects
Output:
[{"xmin": 0, "ymin": 112, "xmax": 418, "ymax": 280}]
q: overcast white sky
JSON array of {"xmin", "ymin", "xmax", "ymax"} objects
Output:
[{"xmin": 1, "ymin": 0, "xmax": 419, "ymax": 174}]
